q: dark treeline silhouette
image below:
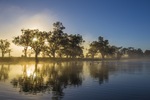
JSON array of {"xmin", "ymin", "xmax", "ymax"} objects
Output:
[
  {"xmin": 0, "ymin": 39, "xmax": 11, "ymax": 57},
  {"xmin": 0, "ymin": 21, "xmax": 150, "ymax": 60},
  {"xmin": 86, "ymin": 37, "xmax": 149, "ymax": 59},
  {"xmin": 12, "ymin": 22, "xmax": 84, "ymax": 61}
]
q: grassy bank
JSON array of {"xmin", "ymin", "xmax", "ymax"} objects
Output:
[
  {"xmin": 0, "ymin": 57, "xmax": 102, "ymax": 63},
  {"xmin": 0, "ymin": 57, "xmax": 150, "ymax": 64}
]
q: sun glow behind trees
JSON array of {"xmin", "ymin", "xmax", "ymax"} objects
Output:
[
  {"xmin": 0, "ymin": 6, "xmax": 57, "ymax": 57},
  {"xmin": 11, "ymin": 22, "xmax": 85, "ymax": 59},
  {"xmin": 1, "ymin": 21, "xmax": 149, "ymax": 59},
  {"xmin": 0, "ymin": 5, "xmax": 149, "ymax": 59}
]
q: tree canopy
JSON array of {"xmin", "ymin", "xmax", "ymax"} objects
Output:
[
  {"xmin": 0, "ymin": 39, "xmax": 10, "ymax": 57},
  {"xmin": 0, "ymin": 21, "xmax": 149, "ymax": 60}
]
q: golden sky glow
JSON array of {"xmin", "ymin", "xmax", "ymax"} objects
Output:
[
  {"xmin": 0, "ymin": 6, "xmax": 58, "ymax": 57},
  {"xmin": 0, "ymin": 6, "xmax": 94, "ymax": 57}
]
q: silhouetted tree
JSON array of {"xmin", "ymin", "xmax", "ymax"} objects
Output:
[
  {"xmin": 0, "ymin": 39, "xmax": 10, "ymax": 57},
  {"xmin": 97, "ymin": 36, "xmax": 110, "ymax": 60},
  {"xmin": 144, "ymin": 50, "xmax": 150, "ymax": 57},
  {"xmin": 7, "ymin": 49, "xmax": 12, "ymax": 57},
  {"xmin": 88, "ymin": 36, "xmax": 110, "ymax": 60},
  {"xmin": 121, "ymin": 48, "xmax": 128, "ymax": 55},
  {"xmin": 29, "ymin": 30, "xmax": 47, "ymax": 62},
  {"xmin": 87, "ymin": 36, "xmax": 125, "ymax": 60},
  {"xmin": 107, "ymin": 46, "xmax": 123, "ymax": 59},
  {"xmin": 136, "ymin": 48, "xmax": 143, "ymax": 57},
  {"xmin": 65, "ymin": 34, "xmax": 84, "ymax": 58},
  {"xmin": 46, "ymin": 22, "xmax": 65, "ymax": 58},
  {"xmin": 12, "ymin": 29, "xmax": 32, "ymax": 57},
  {"xmin": 87, "ymin": 41, "xmax": 98, "ymax": 58},
  {"xmin": 127, "ymin": 47, "xmax": 143, "ymax": 58},
  {"xmin": 46, "ymin": 22, "xmax": 84, "ymax": 58}
]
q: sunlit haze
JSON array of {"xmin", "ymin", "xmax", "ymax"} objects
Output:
[{"xmin": 1, "ymin": 0, "xmax": 150, "ymax": 56}]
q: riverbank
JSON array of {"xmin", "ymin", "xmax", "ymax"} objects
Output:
[
  {"xmin": 0, "ymin": 57, "xmax": 150, "ymax": 64},
  {"xmin": 0, "ymin": 57, "xmax": 101, "ymax": 63}
]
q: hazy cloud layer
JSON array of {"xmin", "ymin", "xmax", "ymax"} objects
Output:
[{"xmin": 0, "ymin": 5, "xmax": 58, "ymax": 56}]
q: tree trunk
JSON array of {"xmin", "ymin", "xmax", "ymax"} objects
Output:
[
  {"xmin": 66, "ymin": 55, "xmax": 68, "ymax": 58},
  {"xmin": 2, "ymin": 52, "xmax": 4, "ymax": 58},
  {"xmin": 59, "ymin": 53, "xmax": 62, "ymax": 58},
  {"xmin": 52, "ymin": 50, "xmax": 55, "ymax": 58},
  {"xmin": 101, "ymin": 53, "xmax": 105, "ymax": 60},
  {"xmin": 92, "ymin": 54, "xmax": 94, "ymax": 59},
  {"xmin": 24, "ymin": 48, "xmax": 27, "ymax": 57},
  {"xmin": 35, "ymin": 51, "xmax": 38, "ymax": 63},
  {"xmin": 42, "ymin": 52, "xmax": 45, "ymax": 58},
  {"xmin": 8, "ymin": 52, "xmax": 10, "ymax": 57},
  {"xmin": 23, "ymin": 65, "xmax": 27, "ymax": 74}
]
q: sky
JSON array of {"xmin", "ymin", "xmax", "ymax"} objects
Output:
[{"xmin": 0, "ymin": 0, "xmax": 150, "ymax": 56}]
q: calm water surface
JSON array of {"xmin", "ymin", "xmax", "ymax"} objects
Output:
[{"xmin": 0, "ymin": 60, "xmax": 150, "ymax": 100}]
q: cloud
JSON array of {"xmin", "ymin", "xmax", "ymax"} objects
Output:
[
  {"xmin": 0, "ymin": 5, "xmax": 96, "ymax": 57},
  {"xmin": 0, "ymin": 5, "xmax": 58, "ymax": 56}
]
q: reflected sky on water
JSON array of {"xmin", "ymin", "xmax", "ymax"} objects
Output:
[{"xmin": 0, "ymin": 60, "xmax": 150, "ymax": 100}]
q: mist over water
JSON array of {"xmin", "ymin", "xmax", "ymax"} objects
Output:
[{"xmin": 0, "ymin": 60, "xmax": 150, "ymax": 100}]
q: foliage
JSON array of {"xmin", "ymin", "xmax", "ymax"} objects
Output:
[
  {"xmin": 64, "ymin": 34, "xmax": 84, "ymax": 58},
  {"xmin": 87, "ymin": 36, "xmax": 113, "ymax": 59},
  {"xmin": 126, "ymin": 47, "xmax": 143, "ymax": 58},
  {"xmin": 45, "ymin": 22, "xmax": 66, "ymax": 58},
  {"xmin": 87, "ymin": 41, "xmax": 98, "ymax": 58},
  {"xmin": 144, "ymin": 50, "xmax": 150, "ymax": 57},
  {"xmin": 12, "ymin": 29, "xmax": 32, "ymax": 57},
  {"xmin": 3, "ymin": 21, "xmax": 150, "ymax": 60},
  {"xmin": 0, "ymin": 39, "xmax": 10, "ymax": 57},
  {"xmin": 29, "ymin": 30, "xmax": 47, "ymax": 58},
  {"xmin": 46, "ymin": 22, "xmax": 84, "ymax": 58}
]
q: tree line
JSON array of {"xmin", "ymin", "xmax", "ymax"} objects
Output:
[
  {"xmin": 86, "ymin": 37, "xmax": 148, "ymax": 59},
  {"xmin": 0, "ymin": 21, "xmax": 150, "ymax": 60}
]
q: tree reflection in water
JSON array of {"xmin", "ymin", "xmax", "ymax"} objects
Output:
[
  {"xmin": 11, "ymin": 62, "xmax": 83, "ymax": 99},
  {"xmin": 0, "ymin": 64, "xmax": 10, "ymax": 81},
  {"xmin": 89, "ymin": 62, "xmax": 110, "ymax": 84}
]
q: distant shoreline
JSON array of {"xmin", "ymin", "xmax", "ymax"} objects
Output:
[{"xmin": 0, "ymin": 57, "xmax": 150, "ymax": 64}]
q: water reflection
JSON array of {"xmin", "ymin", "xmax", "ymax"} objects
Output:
[
  {"xmin": 0, "ymin": 64, "xmax": 10, "ymax": 81},
  {"xmin": 88, "ymin": 62, "xmax": 109, "ymax": 84},
  {"xmin": 7, "ymin": 61, "xmax": 149, "ymax": 100},
  {"xmin": 11, "ymin": 62, "xmax": 83, "ymax": 99}
]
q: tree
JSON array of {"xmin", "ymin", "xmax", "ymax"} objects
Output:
[
  {"xmin": 65, "ymin": 34, "xmax": 84, "ymax": 58},
  {"xmin": 0, "ymin": 39, "xmax": 10, "ymax": 57},
  {"xmin": 87, "ymin": 36, "xmax": 123, "ymax": 60},
  {"xmin": 121, "ymin": 48, "xmax": 128, "ymax": 55},
  {"xmin": 107, "ymin": 46, "xmax": 123, "ymax": 59},
  {"xmin": 96, "ymin": 36, "xmax": 110, "ymax": 60},
  {"xmin": 46, "ymin": 22, "xmax": 66, "ymax": 58},
  {"xmin": 136, "ymin": 48, "xmax": 143, "ymax": 57},
  {"xmin": 87, "ymin": 41, "xmax": 98, "ymax": 58},
  {"xmin": 144, "ymin": 50, "xmax": 150, "ymax": 57},
  {"xmin": 45, "ymin": 22, "xmax": 85, "ymax": 58},
  {"xmin": 7, "ymin": 49, "xmax": 12, "ymax": 57},
  {"xmin": 12, "ymin": 29, "xmax": 32, "ymax": 57},
  {"xmin": 29, "ymin": 30, "xmax": 47, "ymax": 62},
  {"xmin": 13, "ymin": 29, "xmax": 47, "ymax": 61},
  {"xmin": 127, "ymin": 47, "xmax": 143, "ymax": 58}
]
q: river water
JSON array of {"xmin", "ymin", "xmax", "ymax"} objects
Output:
[{"xmin": 0, "ymin": 60, "xmax": 150, "ymax": 100}]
